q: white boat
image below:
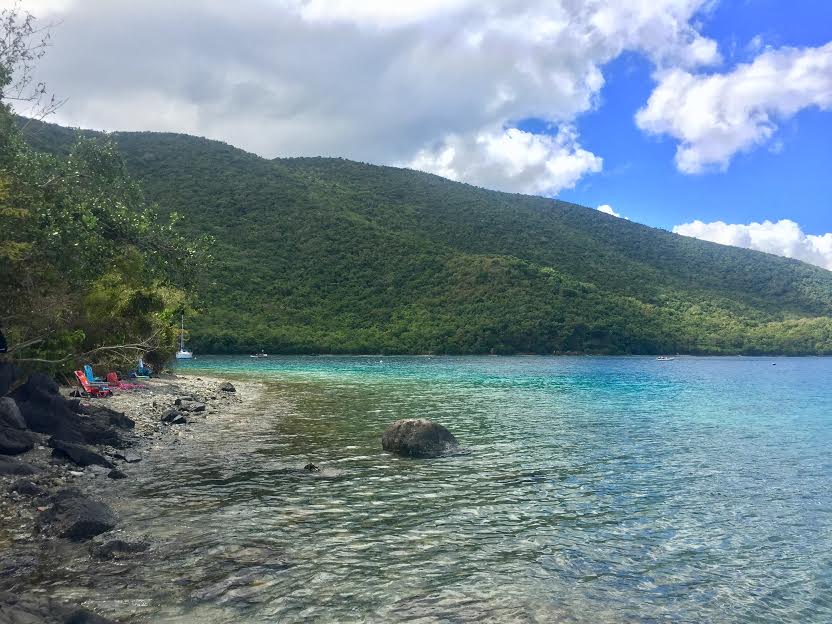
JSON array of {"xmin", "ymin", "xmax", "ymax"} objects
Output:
[
  {"xmin": 250, "ymin": 351, "xmax": 268, "ymax": 359},
  {"xmin": 175, "ymin": 314, "xmax": 193, "ymax": 360},
  {"xmin": 656, "ymin": 356, "xmax": 675, "ymax": 361}
]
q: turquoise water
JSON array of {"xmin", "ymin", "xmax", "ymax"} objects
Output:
[{"xmin": 108, "ymin": 357, "xmax": 832, "ymax": 621}]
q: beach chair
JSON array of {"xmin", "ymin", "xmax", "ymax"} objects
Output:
[
  {"xmin": 84, "ymin": 364, "xmax": 104, "ymax": 383},
  {"xmin": 74, "ymin": 370, "xmax": 112, "ymax": 397},
  {"xmin": 106, "ymin": 371, "xmax": 147, "ymax": 390}
]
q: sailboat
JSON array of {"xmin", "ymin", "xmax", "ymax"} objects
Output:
[{"xmin": 175, "ymin": 314, "xmax": 193, "ymax": 360}]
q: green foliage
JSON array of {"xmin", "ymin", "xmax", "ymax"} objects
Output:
[
  {"xmin": 0, "ymin": 109, "xmax": 200, "ymax": 373},
  {"xmin": 17, "ymin": 118, "xmax": 832, "ymax": 356}
]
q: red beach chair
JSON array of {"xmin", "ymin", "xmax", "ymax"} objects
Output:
[
  {"xmin": 106, "ymin": 372, "xmax": 147, "ymax": 390},
  {"xmin": 74, "ymin": 370, "xmax": 112, "ymax": 397}
]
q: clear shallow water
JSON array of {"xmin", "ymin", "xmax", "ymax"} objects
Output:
[{"xmin": 76, "ymin": 357, "xmax": 832, "ymax": 621}]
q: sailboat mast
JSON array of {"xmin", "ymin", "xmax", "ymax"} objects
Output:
[{"xmin": 180, "ymin": 314, "xmax": 185, "ymax": 350}]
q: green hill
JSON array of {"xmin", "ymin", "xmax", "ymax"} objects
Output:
[{"xmin": 18, "ymin": 117, "xmax": 832, "ymax": 355}]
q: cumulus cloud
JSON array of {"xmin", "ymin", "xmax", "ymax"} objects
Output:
[
  {"xmin": 407, "ymin": 125, "xmax": 602, "ymax": 195},
  {"xmin": 12, "ymin": 0, "xmax": 717, "ymax": 195},
  {"xmin": 637, "ymin": 41, "xmax": 832, "ymax": 173},
  {"xmin": 673, "ymin": 219, "xmax": 832, "ymax": 270},
  {"xmin": 597, "ymin": 204, "xmax": 624, "ymax": 218}
]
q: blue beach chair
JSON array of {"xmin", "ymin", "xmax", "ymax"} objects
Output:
[{"xmin": 84, "ymin": 364, "xmax": 104, "ymax": 383}]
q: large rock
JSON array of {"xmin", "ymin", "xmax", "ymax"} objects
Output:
[
  {"xmin": 381, "ymin": 419, "xmax": 459, "ymax": 458},
  {"xmin": 13, "ymin": 377, "xmax": 125, "ymax": 448},
  {"xmin": 219, "ymin": 382, "xmax": 236, "ymax": 392},
  {"xmin": 0, "ymin": 397, "xmax": 25, "ymax": 429},
  {"xmin": 37, "ymin": 489, "xmax": 117, "ymax": 541},
  {"xmin": 80, "ymin": 403, "xmax": 135, "ymax": 430},
  {"xmin": 0, "ymin": 591, "xmax": 117, "ymax": 623},
  {"xmin": 49, "ymin": 438, "xmax": 114, "ymax": 468},
  {"xmin": 0, "ymin": 426, "xmax": 35, "ymax": 455}
]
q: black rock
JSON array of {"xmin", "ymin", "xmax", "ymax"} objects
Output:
[
  {"xmin": 381, "ymin": 419, "xmax": 459, "ymax": 458},
  {"xmin": 0, "ymin": 591, "xmax": 117, "ymax": 623},
  {"xmin": 0, "ymin": 426, "xmax": 35, "ymax": 455},
  {"xmin": 49, "ymin": 438, "xmax": 115, "ymax": 468},
  {"xmin": 0, "ymin": 397, "xmax": 25, "ymax": 429},
  {"xmin": 0, "ymin": 456, "xmax": 40, "ymax": 476},
  {"xmin": 303, "ymin": 463, "xmax": 321, "ymax": 472},
  {"xmin": 90, "ymin": 538, "xmax": 149, "ymax": 559},
  {"xmin": 107, "ymin": 469, "xmax": 127, "ymax": 479},
  {"xmin": 37, "ymin": 488, "xmax": 117, "ymax": 541},
  {"xmin": 219, "ymin": 382, "xmax": 236, "ymax": 392},
  {"xmin": 80, "ymin": 403, "xmax": 135, "ymax": 430},
  {"xmin": 10, "ymin": 479, "xmax": 45, "ymax": 497},
  {"xmin": 12, "ymin": 374, "xmax": 126, "ymax": 448},
  {"xmin": 161, "ymin": 409, "xmax": 188, "ymax": 424}
]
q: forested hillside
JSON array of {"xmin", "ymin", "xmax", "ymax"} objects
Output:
[{"xmin": 19, "ymin": 117, "xmax": 832, "ymax": 355}]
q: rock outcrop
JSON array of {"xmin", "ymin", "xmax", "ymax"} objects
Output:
[
  {"xmin": 36, "ymin": 489, "xmax": 117, "ymax": 541},
  {"xmin": 381, "ymin": 419, "xmax": 459, "ymax": 458}
]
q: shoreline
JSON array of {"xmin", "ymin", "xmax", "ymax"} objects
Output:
[{"xmin": 0, "ymin": 372, "xmax": 263, "ymax": 622}]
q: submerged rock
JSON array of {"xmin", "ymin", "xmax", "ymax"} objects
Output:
[
  {"xmin": 112, "ymin": 450, "xmax": 141, "ymax": 463},
  {"xmin": 0, "ymin": 397, "xmax": 26, "ymax": 429},
  {"xmin": 90, "ymin": 538, "xmax": 149, "ymax": 559},
  {"xmin": 381, "ymin": 419, "xmax": 459, "ymax": 458},
  {"xmin": 219, "ymin": 382, "xmax": 236, "ymax": 393},
  {"xmin": 107, "ymin": 469, "xmax": 127, "ymax": 480},
  {"xmin": 0, "ymin": 591, "xmax": 116, "ymax": 623},
  {"xmin": 37, "ymin": 488, "xmax": 117, "ymax": 541},
  {"xmin": 49, "ymin": 438, "xmax": 114, "ymax": 468},
  {"xmin": 303, "ymin": 463, "xmax": 320, "ymax": 472}
]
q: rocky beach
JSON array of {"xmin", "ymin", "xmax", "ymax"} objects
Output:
[{"xmin": 0, "ymin": 367, "xmax": 260, "ymax": 623}]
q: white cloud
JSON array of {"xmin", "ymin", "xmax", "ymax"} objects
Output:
[
  {"xmin": 16, "ymin": 0, "xmax": 717, "ymax": 195},
  {"xmin": 406, "ymin": 125, "xmax": 602, "ymax": 195},
  {"xmin": 637, "ymin": 41, "xmax": 832, "ymax": 173},
  {"xmin": 596, "ymin": 204, "xmax": 630, "ymax": 220},
  {"xmin": 673, "ymin": 219, "xmax": 832, "ymax": 270}
]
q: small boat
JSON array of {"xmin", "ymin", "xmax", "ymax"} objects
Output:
[
  {"xmin": 656, "ymin": 356, "xmax": 675, "ymax": 361},
  {"xmin": 175, "ymin": 314, "xmax": 193, "ymax": 360},
  {"xmin": 250, "ymin": 351, "xmax": 268, "ymax": 359}
]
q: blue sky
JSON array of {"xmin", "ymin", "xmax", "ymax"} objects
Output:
[{"xmin": 559, "ymin": 1, "xmax": 832, "ymax": 235}]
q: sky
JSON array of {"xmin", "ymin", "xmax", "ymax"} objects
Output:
[{"xmin": 8, "ymin": 0, "xmax": 832, "ymax": 269}]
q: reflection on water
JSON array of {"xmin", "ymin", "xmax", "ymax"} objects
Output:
[{"xmin": 47, "ymin": 357, "xmax": 832, "ymax": 621}]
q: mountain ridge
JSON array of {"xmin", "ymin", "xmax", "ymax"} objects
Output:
[{"xmin": 18, "ymin": 116, "xmax": 832, "ymax": 355}]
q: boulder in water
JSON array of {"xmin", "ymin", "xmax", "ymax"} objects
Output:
[
  {"xmin": 381, "ymin": 419, "xmax": 459, "ymax": 458},
  {"xmin": 0, "ymin": 591, "xmax": 117, "ymax": 624},
  {"xmin": 37, "ymin": 488, "xmax": 117, "ymax": 541}
]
